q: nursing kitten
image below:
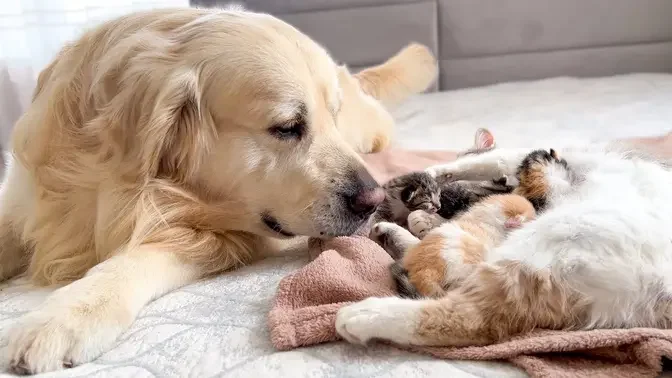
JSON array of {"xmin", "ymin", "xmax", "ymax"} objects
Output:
[
  {"xmin": 386, "ymin": 194, "xmax": 536, "ymax": 298},
  {"xmin": 406, "ymin": 176, "xmax": 513, "ymax": 238},
  {"xmin": 374, "ymin": 128, "xmax": 512, "ymax": 229},
  {"xmin": 374, "ymin": 172, "xmax": 441, "ymax": 226},
  {"xmin": 378, "ymin": 148, "xmax": 567, "ymax": 298},
  {"xmin": 405, "ymin": 148, "xmax": 567, "ymax": 239}
]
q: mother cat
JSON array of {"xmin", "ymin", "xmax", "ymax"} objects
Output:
[{"xmin": 337, "ymin": 141, "xmax": 672, "ymax": 347}]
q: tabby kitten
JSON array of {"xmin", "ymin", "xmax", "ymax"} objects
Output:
[
  {"xmin": 406, "ymin": 176, "xmax": 513, "ymax": 238},
  {"xmin": 374, "ymin": 128, "xmax": 511, "ymax": 229},
  {"xmin": 374, "ymin": 172, "xmax": 442, "ymax": 227}
]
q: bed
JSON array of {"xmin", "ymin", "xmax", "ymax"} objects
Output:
[{"xmin": 1, "ymin": 72, "xmax": 672, "ymax": 377}]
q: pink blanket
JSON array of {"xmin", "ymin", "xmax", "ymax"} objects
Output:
[
  {"xmin": 269, "ymin": 236, "xmax": 672, "ymax": 378},
  {"xmin": 269, "ymin": 133, "xmax": 672, "ymax": 378}
]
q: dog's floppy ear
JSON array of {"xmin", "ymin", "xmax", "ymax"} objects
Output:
[
  {"xmin": 140, "ymin": 70, "xmax": 216, "ymax": 181},
  {"xmin": 354, "ymin": 43, "xmax": 438, "ymax": 107}
]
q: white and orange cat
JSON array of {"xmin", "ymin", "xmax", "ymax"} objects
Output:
[
  {"xmin": 381, "ymin": 193, "xmax": 536, "ymax": 299},
  {"xmin": 334, "ymin": 133, "xmax": 672, "ymax": 348}
]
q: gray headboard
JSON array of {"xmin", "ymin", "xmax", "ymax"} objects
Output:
[{"xmin": 192, "ymin": 0, "xmax": 672, "ymax": 91}]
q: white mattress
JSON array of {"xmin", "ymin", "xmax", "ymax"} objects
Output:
[
  {"xmin": 393, "ymin": 73, "xmax": 672, "ymax": 151},
  {"xmin": 2, "ymin": 73, "xmax": 672, "ymax": 378}
]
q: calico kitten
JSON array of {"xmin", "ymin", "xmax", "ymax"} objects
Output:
[
  {"xmin": 375, "ymin": 148, "xmax": 568, "ymax": 298},
  {"xmin": 380, "ymin": 194, "xmax": 536, "ymax": 298}
]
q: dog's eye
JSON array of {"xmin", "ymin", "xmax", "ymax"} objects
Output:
[{"xmin": 268, "ymin": 122, "xmax": 306, "ymax": 140}]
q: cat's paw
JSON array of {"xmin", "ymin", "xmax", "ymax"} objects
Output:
[
  {"xmin": 425, "ymin": 167, "xmax": 454, "ymax": 182},
  {"xmin": 336, "ymin": 297, "xmax": 422, "ymax": 345},
  {"xmin": 369, "ymin": 222, "xmax": 396, "ymax": 247},
  {"xmin": 407, "ymin": 210, "xmax": 436, "ymax": 238},
  {"xmin": 370, "ymin": 222, "xmax": 410, "ymax": 259},
  {"xmin": 492, "ymin": 175, "xmax": 508, "ymax": 186},
  {"xmin": 425, "ymin": 162, "xmax": 464, "ymax": 184},
  {"xmin": 516, "ymin": 149, "xmax": 572, "ymax": 211},
  {"xmin": 490, "ymin": 175, "xmax": 518, "ymax": 191}
]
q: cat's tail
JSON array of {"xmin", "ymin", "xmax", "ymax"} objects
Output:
[{"xmin": 390, "ymin": 261, "xmax": 421, "ymax": 299}]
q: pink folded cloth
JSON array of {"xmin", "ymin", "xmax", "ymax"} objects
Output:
[{"xmin": 268, "ymin": 236, "xmax": 672, "ymax": 378}]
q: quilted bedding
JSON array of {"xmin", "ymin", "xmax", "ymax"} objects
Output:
[{"xmin": 2, "ymin": 73, "xmax": 672, "ymax": 378}]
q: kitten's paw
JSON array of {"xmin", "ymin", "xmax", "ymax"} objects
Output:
[
  {"xmin": 6, "ymin": 303, "xmax": 124, "ymax": 374},
  {"xmin": 336, "ymin": 297, "xmax": 422, "ymax": 345},
  {"xmin": 407, "ymin": 210, "xmax": 436, "ymax": 238}
]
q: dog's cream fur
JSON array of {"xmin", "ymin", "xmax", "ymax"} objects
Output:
[{"xmin": 0, "ymin": 7, "xmax": 437, "ymax": 374}]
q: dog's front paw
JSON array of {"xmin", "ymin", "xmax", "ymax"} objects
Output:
[
  {"xmin": 335, "ymin": 297, "xmax": 422, "ymax": 346},
  {"xmin": 6, "ymin": 306, "xmax": 123, "ymax": 374}
]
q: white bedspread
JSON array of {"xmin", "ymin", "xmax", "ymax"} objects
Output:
[{"xmin": 1, "ymin": 73, "xmax": 672, "ymax": 378}]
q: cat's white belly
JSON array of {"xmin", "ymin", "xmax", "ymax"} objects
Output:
[{"xmin": 488, "ymin": 158, "xmax": 672, "ymax": 328}]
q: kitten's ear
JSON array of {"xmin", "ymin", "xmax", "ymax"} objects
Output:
[
  {"xmin": 474, "ymin": 128, "xmax": 495, "ymax": 149},
  {"xmin": 401, "ymin": 186, "xmax": 417, "ymax": 203}
]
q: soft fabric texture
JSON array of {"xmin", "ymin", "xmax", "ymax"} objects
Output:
[{"xmin": 268, "ymin": 237, "xmax": 672, "ymax": 378}]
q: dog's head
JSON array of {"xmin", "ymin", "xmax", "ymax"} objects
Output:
[{"xmin": 102, "ymin": 8, "xmax": 437, "ymax": 238}]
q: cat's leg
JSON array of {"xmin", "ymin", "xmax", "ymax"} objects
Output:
[
  {"xmin": 426, "ymin": 148, "xmax": 533, "ymax": 182},
  {"xmin": 512, "ymin": 149, "xmax": 577, "ymax": 211},
  {"xmin": 336, "ymin": 260, "xmax": 573, "ymax": 347},
  {"xmin": 5, "ymin": 228, "xmax": 252, "ymax": 374},
  {"xmin": 370, "ymin": 222, "xmax": 419, "ymax": 259},
  {"xmin": 407, "ymin": 210, "xmax": 445, "ymax": 238}
]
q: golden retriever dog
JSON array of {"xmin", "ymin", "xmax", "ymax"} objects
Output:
[{"xmin": 0, "ymin": 6, "xmax": 437, "ymax": 374}]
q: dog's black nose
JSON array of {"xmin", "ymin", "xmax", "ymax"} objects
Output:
[
  {"xmin": 345, "ymin": 167, "xmax": 385, "ymax": 217},
  {"xmin": 347, "ymin": 186, "xmax": 385, "ymax": 216}
]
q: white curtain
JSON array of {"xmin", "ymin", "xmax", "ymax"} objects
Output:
[{"xmin": 0, "ymin": 0, "xmax": 190, "ymax": 157}]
